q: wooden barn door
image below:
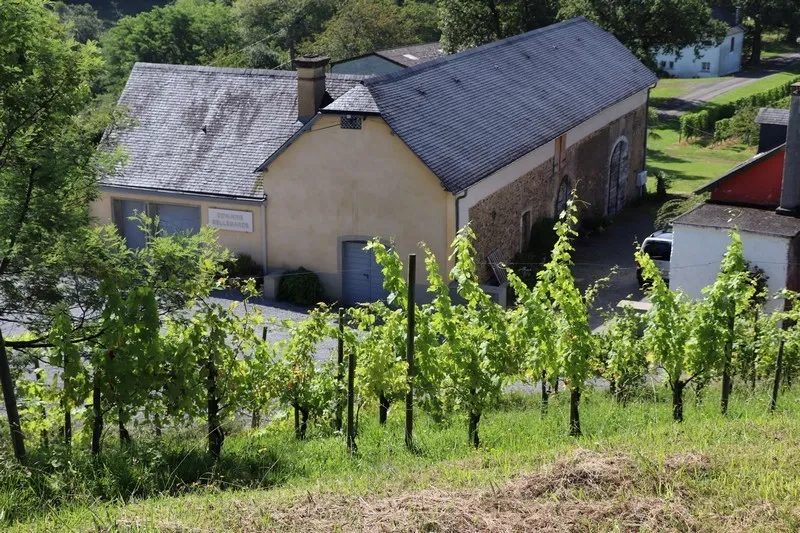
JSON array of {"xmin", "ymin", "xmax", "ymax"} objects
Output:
[{"xmin": 608, "ymin": 139, "xmax": 629, "ymax": 216}]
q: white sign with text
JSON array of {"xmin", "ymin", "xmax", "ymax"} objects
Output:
[{"xmin": 208, "ymin": 208, "xmax": 253, "ymax": 233}]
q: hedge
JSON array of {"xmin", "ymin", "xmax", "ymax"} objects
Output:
[{"xmin": 679, "ymin": 75, "xmax": 800, "ymax": 140}]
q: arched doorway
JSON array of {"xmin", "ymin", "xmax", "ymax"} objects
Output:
[
  {"xmin": 607, "ymin": 138, "xmax": 629, "ymax": 216},
  {"xmin": 555, "ymin": 175, "xmax": 570, "ymax": 217}
]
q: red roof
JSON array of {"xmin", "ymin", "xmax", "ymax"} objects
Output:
[{"xmin": 694, "ymin": 143, "xmax": 785, "ymax": 207}]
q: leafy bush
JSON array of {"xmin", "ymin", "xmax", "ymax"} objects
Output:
[
  {"xmin": 223, "ymin": 253, "xmax": 263, "ymax": 286},
  {"xmin": 277, "ymin": 267, "xmax": 327, "ymax": 306},
  {"xmin": 713, "ymin": 105, "xmax": 760, "ymax": 145}
]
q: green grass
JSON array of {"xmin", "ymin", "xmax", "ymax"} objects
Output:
[
  {"xmin": 707, "ymin": 70, "xmax": 800, "ymax": 106},
  {"xmin": 762, "ymin": 32, "xmax": 799, "ymax": 59},
  {"xmin": 647, "ymin": 119, "xmax": 756, "ymax": 193},
  {"xmin": 6, "ymin": 385, "xmax": 800, "ymax": 531}
]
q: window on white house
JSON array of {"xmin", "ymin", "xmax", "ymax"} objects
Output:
[
  {"xmin": 701, "ymin": 62, "xmax": 711, "ymax": 71},
  {"xmin": 659, "ymin": 60, "xmax": 666, "ymax": 69},
  {"xmin": 731, "ymin": 37, "xmax": 735, "ymax": 52},
  {"xmin": 521, "ymin": 210, "xmax": 532, "ymax": 252},
  {"xmin": 668, "ymin": 61, "xmax": 674, "ymax": 69}
]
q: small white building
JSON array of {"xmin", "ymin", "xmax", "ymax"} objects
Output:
[
  {"xmin": 655, "ymin": 7, "xmax": 744, "ymax": 78},
  {"xmin": 670, "ymin": 83, "xmax": 800, "ymax": 311}
]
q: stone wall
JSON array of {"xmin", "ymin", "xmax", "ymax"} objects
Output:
[{"xmin": 469, "ymin": 103, "xmax": 648, "ymax": 282}]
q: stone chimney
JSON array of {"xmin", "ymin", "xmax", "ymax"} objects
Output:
[
  {"xmin": 735, "ymin": 7, "xmax": 742, "ymax": 25},
  {"xmin": 778, "ymin": 83, "xmax": 800, "ymax": 214},
  {"xmin": 294, "ymin": 55, "xmax": 330, "ymax": 123}
]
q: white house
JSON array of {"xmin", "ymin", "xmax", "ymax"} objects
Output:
[
  {"xmin": 670, "ymin": 83, "xmax": 800, "ymax": 312},
  {"xmin": 655, "ymin": 7, "xmax": 745, "ymax": 78}
]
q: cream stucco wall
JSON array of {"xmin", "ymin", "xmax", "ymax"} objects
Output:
[
  {"xmin": 91, "ymin": 188, "xmax": 267, "ymax": 268},
  {"xmin": 261, "ymin": 115, "xmax": 451, "ymax": 300}
]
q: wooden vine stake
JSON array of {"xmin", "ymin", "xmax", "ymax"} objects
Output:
[
  {"xmin": 346, "ymin": 313, "xmax": 357, "ymax": 454},
  {"xmin": 405, "ymin": 254, "xmax": 416, "ymax": 450}
]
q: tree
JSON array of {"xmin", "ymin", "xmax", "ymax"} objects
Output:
[
  {"xmin": 559, "ymin": 0, "xmax": 727, "ymax": 68},
  {"xmin": 53, "ymin": 2, "xmax": 108, "ymax": 43},
  {"xmin": 306, "ymin": 0, "xmax": 416, "ymax": 61},
  {"xmin": 0, "ymin": 0, "xmax": 112, "ymax": 462},
  {"xmin": 439, "ymin": 0, "xmax": 558, "ymax": 52},
  {"xmin": 737, "ymin": 0, "xmax": 800, "ymax": 65},
  {"xmin": 101, "ymin": 0, "xmax": 242, "ymax": 92},
  {"xmin": 233, "ymin": 0, "xmax": 335, "ymax": 66}
]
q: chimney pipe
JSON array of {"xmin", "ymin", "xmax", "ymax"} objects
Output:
[
  {"xmin": 294, "ymin": 55, "xmax": 330, "ymax": 123},
  {"xmin": 778, "ymin": 83, "xmax": 800, "ymax": 215}
]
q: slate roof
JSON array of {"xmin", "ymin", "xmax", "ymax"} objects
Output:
[
  {"xmin": 322, "ymin": 85, "xmax": 380, "ymax": 114},
  {"xmin": 103, "ymin": 63, "xmax": 364, "ymax": 199},
  {"xmin": 755, "ymin": 107, "xmax": 791, "ymax": 126},
  {"xmin": 375, "ymin": 42, "xmax": 445, "ymax": 67},
  {"xmin": 673, "ymin": 202, "xmax": 800, "ymax": 238},
  {"xmin": 711, "ymin": 7, "xmax": 738, "ymax": 27},
  {"xmin": 362, "ymin": 17, "xmax": 657, "ymax": 193}
]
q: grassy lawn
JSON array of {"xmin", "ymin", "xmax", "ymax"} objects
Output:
[
  {"xmin": 647, "ymin": 119, "xmax": 755, "ymax": 193},
  {"xmin": 762, "ymin": 32, "xmax": 799, "ymax": 59},
  {"xmin": 7, "ymin": 386, "xmax": 800, "ymax": 531},
  {"xmin": 708, "ymin": 70, "xmax": 800, "ymax": 106}
]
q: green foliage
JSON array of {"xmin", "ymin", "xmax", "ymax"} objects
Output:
[
  {"xmin": 438, "ymin": 0, "xmax": 558, "ymax": 52},
  {"xmin": 653, "ymin": 194, "xmax": 705, "ymax": 230},
  {"xmin": 233, "ymin": 0, "xmax": 335, "ymax": 67},
  {"xmin": 277, "ymin": 267, "xmax": 327, "ymax": 306},
  {"xmin": 100, "ymin": 0, "xmax": 242, "ymax": 91},
  {"xmin": 599, "ymin": 306, "xmax": 648, "ymax": 403},
  {"xmin": 713, "ymin": 105, "xmax": 760, "ymax": 145},
  {"xmin": 682, "ymin": 76, "xmax": 800, "ymax": 140},
  {"xmin": 304, "ymin": 0, "xmax": 418, "ymax": 61},
  {"xmin": 559, "ymin": 0, "xmax": 726, "ymax": 68},
  {"xmin": 222, "ymin": 253, "xmax": 263, "ymax": 285},
  {"xmin": 53, "ymin": 2, "xmax": 108, "ymax": 43}
]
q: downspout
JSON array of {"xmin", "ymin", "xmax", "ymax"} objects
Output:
[
  {"xmin": 261, "ymin": 197, "xmax": 268, "ymax": 276},
  {"xmin": 642, "ymin": 84, "xmax": 656, "ymax": 196},
  {"xmin": 455, "ymin": 189, "xmax": 468, "ymax": 231}
]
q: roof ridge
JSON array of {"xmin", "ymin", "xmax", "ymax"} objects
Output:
[
  {"xmin": 363, "ymin": 16, "xmax": 589, "ymax": 88},
  {"xmin": 131, "ymin": 62, "xmax": 368, "ymax": 81}
]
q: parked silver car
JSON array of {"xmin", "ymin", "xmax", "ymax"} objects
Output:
[{"xmin": 637, "ymin": 229, "xmax": 672, "ymax": 286}]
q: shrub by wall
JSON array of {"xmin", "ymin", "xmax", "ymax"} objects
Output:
[{"xmin": 277, "ymin": 267, "xmax": 327, "ymax": 306}]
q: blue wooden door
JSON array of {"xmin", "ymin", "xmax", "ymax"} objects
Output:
[
  {"xmin": 113, "ymin": 199, "xmax": 147, "ymax": 250},
  {"xmin": 342, "ymin": 241, "xmax": 387, "ymax": 305}
]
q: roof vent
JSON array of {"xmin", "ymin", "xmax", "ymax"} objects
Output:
[
  {"xmin": 340, "ymin": 116, "xmax": 362, "ymax": 130},
  {"xmin": 403, "ymin": 54, "xmax": 419, "ymax": 60}
]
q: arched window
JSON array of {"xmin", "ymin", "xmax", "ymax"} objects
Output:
[
  {"xmin": 608, "ymin": 138, "xmax": 630, "ymax": 216},
  {"xmin": 555, "ymin": 176, "xmax": 570, "ymax": 217}
]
